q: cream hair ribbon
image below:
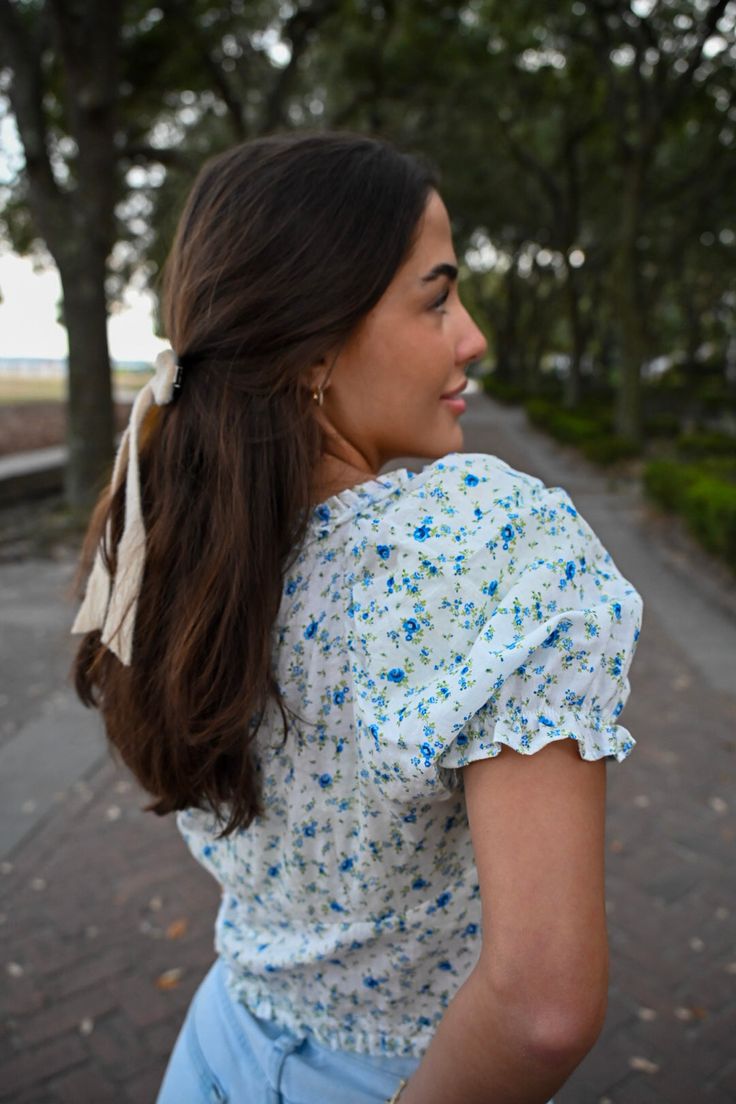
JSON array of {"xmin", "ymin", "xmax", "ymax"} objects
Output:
[{"xmin": 71, "ymin": 348, "xmax": 183, "ymax": 665}]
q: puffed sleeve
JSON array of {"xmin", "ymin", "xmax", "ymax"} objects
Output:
[{"xmin": 349, "ymin": 455, "xmax": 644, "ymax": 799}]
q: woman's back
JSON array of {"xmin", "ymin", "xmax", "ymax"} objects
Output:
[{"xmin": 178, "ymin": 450, "xmax": 642, "ymax": 1058}]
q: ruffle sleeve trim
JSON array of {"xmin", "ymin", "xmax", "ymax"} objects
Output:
[{"xmin": 437, "ymin": 697, "xmax": 637, "ymax": 785}]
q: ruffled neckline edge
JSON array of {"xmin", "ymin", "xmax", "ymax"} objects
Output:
[{"xmin": 307, "ymin": 465, "xmax": 419, "ymax": 533}]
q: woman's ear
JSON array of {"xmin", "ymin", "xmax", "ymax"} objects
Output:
[{"xmin": 307, "ymin": 348, "xmax": 340, "ymax": 396}]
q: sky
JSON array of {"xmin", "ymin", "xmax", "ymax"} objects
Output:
[
  {"xmin": 0, "ymin": 110, "xmax": 166, "ymax": 365},
  {"xmin": 0, "ymin": 251, "xmax": 168, "ymax": 363}
]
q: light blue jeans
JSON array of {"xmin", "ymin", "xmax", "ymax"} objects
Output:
[{"xmin": 156, "ymin": 957, "xmax": 420, "ymax": 1103}]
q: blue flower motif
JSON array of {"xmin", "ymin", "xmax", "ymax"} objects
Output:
[
  {"xmin": 318, "ymin": 773, "xmax": 332, "ymax": 789},
  {"xmin": 387, "ymin": 667, "xmax": 405, "ymax": 683},
  {"xmin": 403, "ymin": 618, "xmax": 420, "ymax": 634},
  {"xmin": 464, "ymin": 473, "xmax": 479, "ymax": 487},
  {"xmin": 436, "ymin": 891, "xmax": 451, "ymax": 908},
  {"xmin": 413, "ymin": 525, "xmax": 430, "ymax": 541},
  {"xmin": 377, "ymin": 544, "xmax": 391, "ymax": 559},
  {"xmin": 340, "ymin": 857, "xmax": 354, "ymax": 871},
  {"xmin": 304, "ymin": 620, "xmax": 318, "ymax": 639},
  {"xmin": 565, "ymin": 561, "xmax": 576, "ymax": 580}
]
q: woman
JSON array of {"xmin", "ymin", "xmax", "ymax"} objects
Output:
[{"xmin": 72, "ymin": 131, "xmax": 643, "ymax": 1104}]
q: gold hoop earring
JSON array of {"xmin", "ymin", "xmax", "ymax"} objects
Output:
[{"xmin": 312, "ymin": 385, "xmax": 325, "ymax": 407}]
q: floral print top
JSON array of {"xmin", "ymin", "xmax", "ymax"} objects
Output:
[{"xmin": 177, "ymin": 451, "xmax": 644, "ymax": 1058}]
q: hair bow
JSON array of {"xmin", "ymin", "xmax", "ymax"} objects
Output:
[{"xmin": 70, "ymin": 348, "xmax": 183, "ymax": 665}]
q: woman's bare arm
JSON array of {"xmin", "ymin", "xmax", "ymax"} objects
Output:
[{"xmin": 398, "ymin": 739, "xmax": 610, "ymax": 1104}]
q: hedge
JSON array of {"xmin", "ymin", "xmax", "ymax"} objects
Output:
[
  {"xmin": 524, "ymin": 398, "xmax": 640, "ymax": 465},
  {"xmin": 643, "ymin": 459, "xmax": 736, "ymax": 569}
]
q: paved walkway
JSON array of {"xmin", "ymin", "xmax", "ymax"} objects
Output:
[{"xmin": 1, "ymin": 391, "xmax": 735, "ymax": 1102}]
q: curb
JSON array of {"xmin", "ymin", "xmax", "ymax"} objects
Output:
[{"xmin": 0, "ymin": 447, "xmax": 66, "ymax": 506}]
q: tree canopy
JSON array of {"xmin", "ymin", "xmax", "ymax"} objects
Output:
[{"xmin": 1, "ymin": 0, "xmax": 734, "ymax": 508}]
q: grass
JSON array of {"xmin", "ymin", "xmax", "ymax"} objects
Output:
[{"xmin": 0, "ymin": 372, "xmax": 149, "ymax": 404}]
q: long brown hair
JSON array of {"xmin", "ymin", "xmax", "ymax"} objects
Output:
[{"xmin": 72, "ymin": 130, "xmax": 437, "ymax": 836}]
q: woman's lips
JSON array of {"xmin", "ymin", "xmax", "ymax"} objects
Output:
[
  {"xmin": 441, "ymin": 380, "xmax": 468, "ymax": 399},
  {"xmin": 441, "ymin": 392, "xmax": 466, "ymax": 413}
]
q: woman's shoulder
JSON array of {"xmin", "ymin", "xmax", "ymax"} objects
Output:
[
  {"xmin": 412, "ymin": 450, "xmax": 539, "ymax": 496},
  {"xmin": 369, "ymin": 449, "xmax": 639, "ymax": 611},
  {"xmin": 384, "ymin": 450, "xmax": 568, "ymax": 550}
]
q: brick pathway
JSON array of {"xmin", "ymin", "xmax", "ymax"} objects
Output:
[{"xmin": 1, "ymin": 393, "xmax": 735, "ymax": 1102}]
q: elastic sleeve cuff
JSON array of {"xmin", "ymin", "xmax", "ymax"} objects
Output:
[{"xmin": 437, "ymin": 698, "xmax": 637, "ymax": 780}]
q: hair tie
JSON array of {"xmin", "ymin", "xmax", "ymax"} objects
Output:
[{"xmin": 71, "ymin": 348, "xmax": 184, "ymax": 665}]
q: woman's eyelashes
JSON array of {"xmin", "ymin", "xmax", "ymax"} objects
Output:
[{"xmin": 430, "ymin": 286, "xmax": 450, "ymax": 313}]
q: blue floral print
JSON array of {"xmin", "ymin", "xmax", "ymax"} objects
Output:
[{"xmin": 177, "ymin": 451, "xmax": 643, "ymax": 1059}]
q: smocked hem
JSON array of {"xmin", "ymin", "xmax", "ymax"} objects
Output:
[{"xmin": 221, "ymin": 968, "xmax": 430, "ymax": 1059}]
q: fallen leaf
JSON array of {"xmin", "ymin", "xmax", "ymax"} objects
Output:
[
  {"xmin": 629, "ymin": 1056, "xmax": 660, "ymax": 1074},
  {"xmin": 674, "ymin": 1004, "xmax": 707, "ymax": 1021},
  {"xmin": 155, "ymin": 967, "xmax": 184, "ymax": 991},
  {"xmin": 166, "ymin": 918, "xmax": 188, "ymax": 940}
]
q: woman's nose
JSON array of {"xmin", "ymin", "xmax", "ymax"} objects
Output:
[{"xmin": 459, "ymin": 311, "xmax": 488, "ymax": 364}]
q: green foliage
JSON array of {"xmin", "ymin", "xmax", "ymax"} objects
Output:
[
  {"xmin": 580, "ymin": 435, "xmax": 641, "ymax": 466},
  {"xmin": 524, "ymin": 397, "xmax": 600, "ymax": 444},
  {"xmin": 643, "ymin": 459, "xmax": 698, "ymax": 511},
  {"xmin": 644, "ymin": 412, "xmax": 682, "ymax": 439},
  {"xmin": 481, "ymin": 376, "xmax": 527, "ymax": 405},
  {"xmin": 676, "ymin": 431, "xmax": 736, "ymax": 459},
  {"xmin": 524, "ymin": 396, "xmax": 640, "ymax": 465},
  {"xmin": 682, "ymin": 475, "xmax": 736, "ymax": 566},
  {"xmin": 644, "ymin": 458, "xmax": 736, "ymax": 568}
]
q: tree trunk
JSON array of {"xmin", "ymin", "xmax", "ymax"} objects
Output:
[
  {"xmin": 58, "ymin": 250, "xmax": 114, "ymax": 517},
  {"xmin": 612, "ymin": 160, "xmax": 647, "ymax": 442}
]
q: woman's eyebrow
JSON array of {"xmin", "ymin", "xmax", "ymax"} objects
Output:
[{"xmin": 419, "ymin": 262, "xmax": 458, "ymax": 284}]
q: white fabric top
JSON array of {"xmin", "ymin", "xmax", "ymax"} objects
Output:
[{"xmin": 177, "ymin": 451, "xmax": 644, "ymax": 1057}]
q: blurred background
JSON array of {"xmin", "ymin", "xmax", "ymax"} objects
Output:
[
  {"xmin": 1, "ymin": 3, "xmax": 735, "ymax": 1103},
  {"xmin": 1, "ymin": 0, "xmax": 735, "ymax": 566}
]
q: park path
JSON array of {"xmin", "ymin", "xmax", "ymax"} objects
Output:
[{"xmin": 1, "ymin": 389, "xmax": 735, "ymax": 1103}]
